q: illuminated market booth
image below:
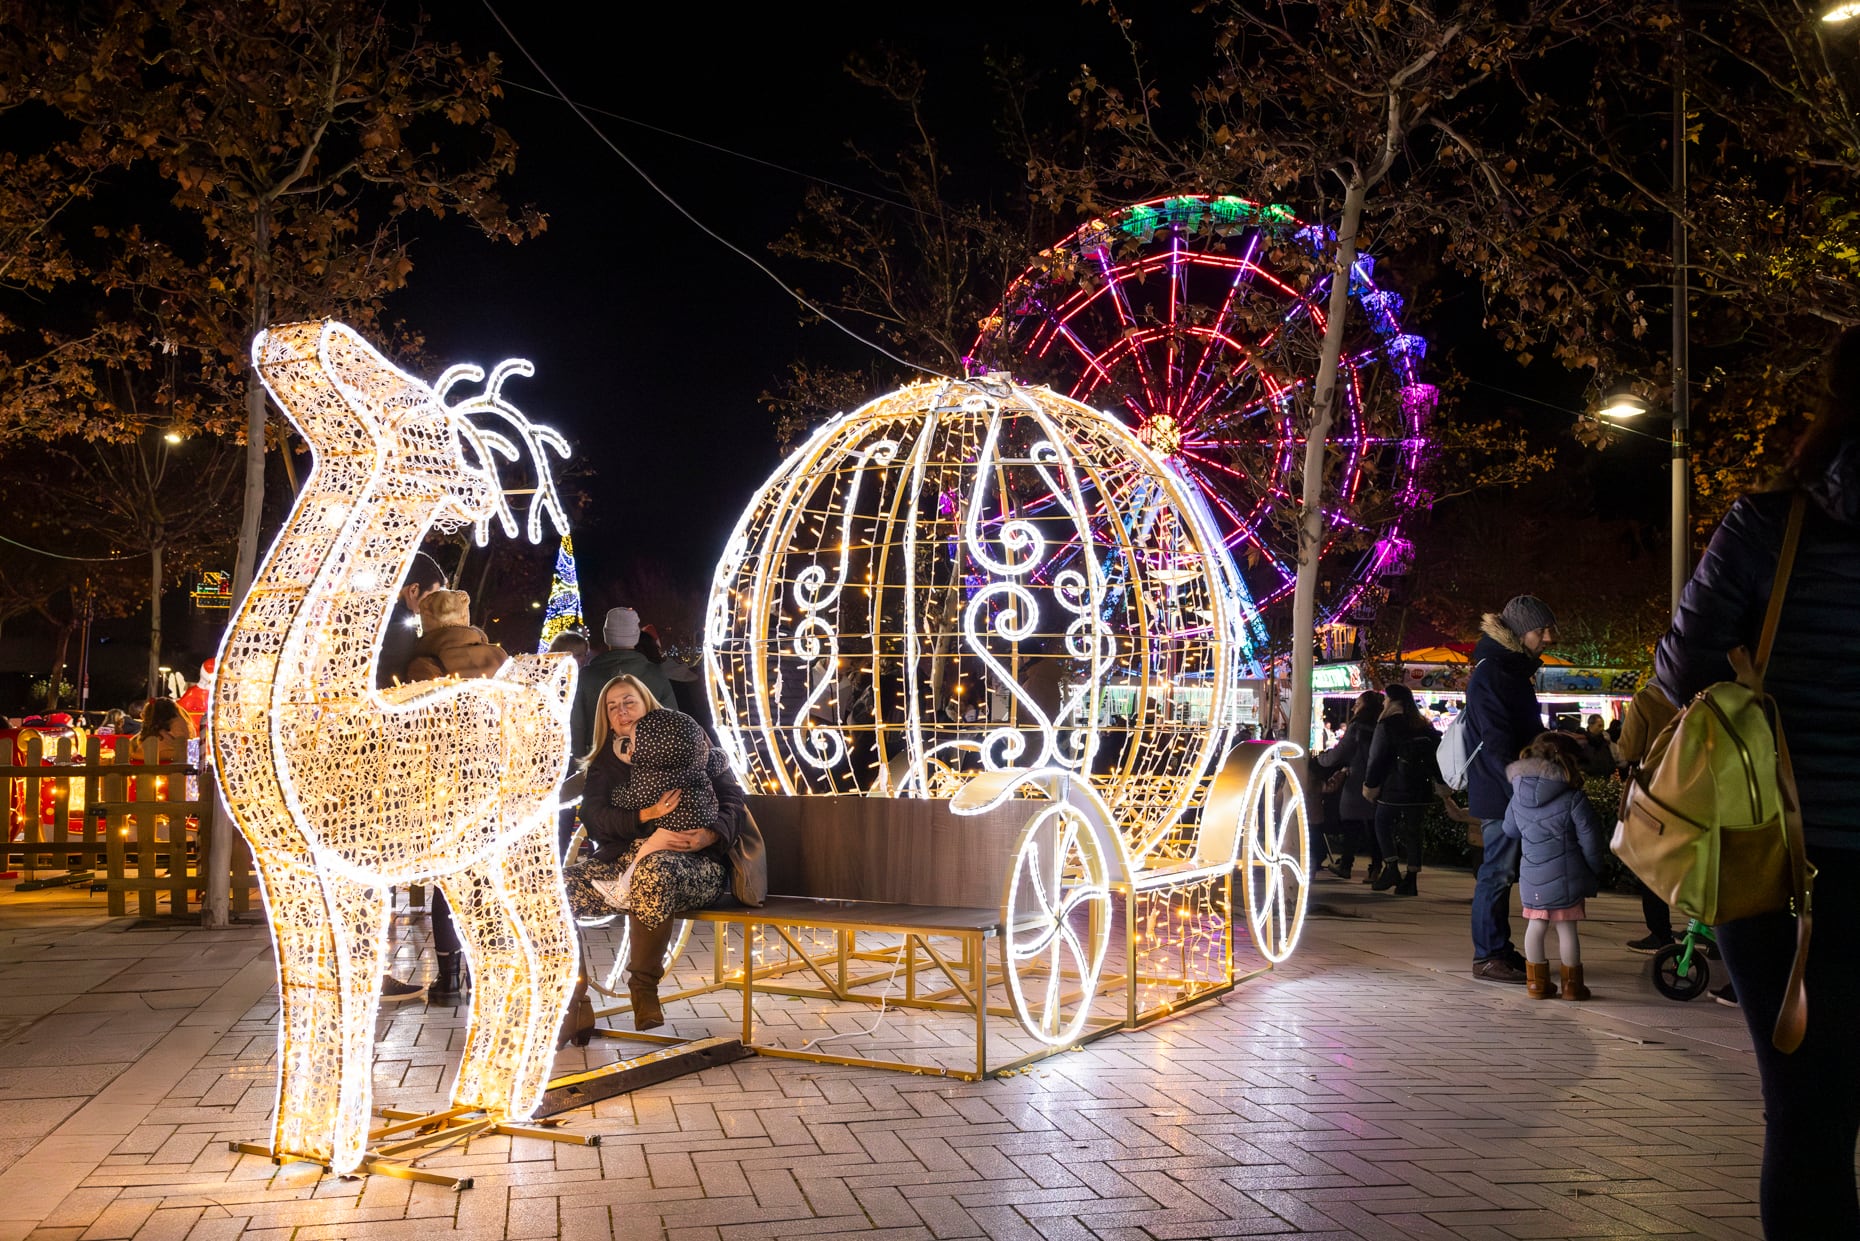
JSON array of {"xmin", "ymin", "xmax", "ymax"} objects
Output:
[{"xmin": 1312, "ymin": 646, "xmax": 1646, "ymax": 746}]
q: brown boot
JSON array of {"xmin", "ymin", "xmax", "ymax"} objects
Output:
[
  {"xmin": 556, "ymin": 970, "xmax": 596, "ymax": 1049},
  {"xmin": 625, "ymin": 914, "xmax": 675, "ymax": 1030},
  {"xmin": 1525, "ymin": 961, "xmax": 1559, "ymax": 999},
  {"xmin": 1559, "ymin": 963, "xmax": 1592, "ymax": 1001}
]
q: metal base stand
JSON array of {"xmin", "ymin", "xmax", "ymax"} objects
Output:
[{"xmin": 230, "ymin": 1107, "xmax": 600, "ymax": 1191}]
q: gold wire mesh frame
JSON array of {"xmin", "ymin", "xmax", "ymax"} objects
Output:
[{"xmin": 211, "ymin": 321, "xmax": 581, "ymax": 1176}]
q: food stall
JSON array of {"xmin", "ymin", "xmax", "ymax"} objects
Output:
[{"xmin": 1312, "ymin": 646, "xmax": 1645, "ymax": 749}]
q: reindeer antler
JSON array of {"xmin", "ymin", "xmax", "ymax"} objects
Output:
[{"xmin": 437, "ymin": 360, "xmax": 572, "ymax": 546}]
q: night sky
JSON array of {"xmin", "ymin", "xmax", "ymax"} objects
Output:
[
  {"xmin": 396, "ymin": 2, "xmax": 1224, "ymax": 618},
  {"xmin": 369, "ymin": 2, "xmax": 1667, "ymax": 636}
]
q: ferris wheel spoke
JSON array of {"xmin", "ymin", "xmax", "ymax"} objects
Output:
[
  {"xmin": 1166, "ymin": 233, "xmax": 1186, "ymax": 412},
  {"xmin": 1091, "ymin": 251, "xmax": 1165, "ymax": 416},
  {"xmin": 1179, "ymin": 244, "xmax": 1269, "ymax": 422}
]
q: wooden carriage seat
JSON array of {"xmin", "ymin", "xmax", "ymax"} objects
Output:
[{"xmin": 707, "ymin": 793, "xmax": 1038, "ymax": 934}]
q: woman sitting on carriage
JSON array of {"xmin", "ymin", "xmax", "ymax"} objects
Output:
[{"xmin": 561, "ymin": 674, "xmax": 744, "ymax": 1029}]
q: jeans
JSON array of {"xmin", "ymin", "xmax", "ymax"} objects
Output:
[
  {"xmin": 1374, "ymin": 803, "xmax": 1425, "ymax": 871},
  {"xmin": 1638, "ymin": 881, "xmax": 1673, "ymax": 939},
  {"xmin": 1471, "ymin": 820, "xmax": 1520, "ymax": 961},
  {"xmin": 1717, "ymin": 849, "xmax": 1860, "ymax": 1236}
]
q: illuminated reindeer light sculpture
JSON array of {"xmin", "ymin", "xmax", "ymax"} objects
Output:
[{"xmin": 211, "ymin": 321, "xmax": 577, "ymax": 1175}]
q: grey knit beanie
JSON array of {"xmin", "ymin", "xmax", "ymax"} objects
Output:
[{"xmin": 1500, "ymin": 595, "xmax": 1557, "ymax": 638}]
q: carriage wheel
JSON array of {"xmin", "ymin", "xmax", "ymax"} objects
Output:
[
  {"xmin": 1002, "ymin": 804, "xmax": 1113, "ymax": 1046},
  {"xmin": 1240, "ymin": 750, "xmax": 1310, "ymax": 962}
]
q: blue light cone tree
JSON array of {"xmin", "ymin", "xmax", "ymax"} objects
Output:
[{"xmin": 536, "ymin": 534, "xmax": 586, "ymax": 653}]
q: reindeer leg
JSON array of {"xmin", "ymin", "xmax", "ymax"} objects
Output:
[
  {"xmin": 255, "ymin": 854, "xmax": 390, "ymax": 1174},
  {"xmin": 440, "ymin": 859, "xmax": 527, "ymax": 1115},
  {"xmin": 440, "ymin": 821, "xmax": 578, "ymax": 1118},
  {"xmin": 498, "ymin": 820, "xmax": 580, "ymax": 1114}
]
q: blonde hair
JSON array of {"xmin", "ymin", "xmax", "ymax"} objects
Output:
[{"xmin": 582, "ymin": 674, "xmax": 664, "ymax": 765}]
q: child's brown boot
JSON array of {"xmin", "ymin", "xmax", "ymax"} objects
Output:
[
  {"xmin": 1525, "ymin": 961, "xmax": 1558, "ymax": 999},
  {"xmin": 1559, "ymin": 963, "xmax": 1592, "ymax": 1001}
]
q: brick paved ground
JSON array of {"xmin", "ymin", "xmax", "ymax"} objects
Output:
[{"xmin": 0, "ymin": 867, "xmax": 1774, "ymax": 1241}]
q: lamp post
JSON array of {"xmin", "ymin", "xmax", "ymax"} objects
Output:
[{"xmin": 1596, "ymin": 390, "xmax": 1689, "ymax": 615}]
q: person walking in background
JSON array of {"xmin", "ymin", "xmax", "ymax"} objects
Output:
[
  {"xmin": 1500, "ymin": 731, "xmax": 1607, "ymax": 1001},
  {"xmin": 377, "ymin": 551, "xmax": 450, "ymax": 690},
  {"xmin": 1315, "ymin": 690, "xmax": 1384, "ymax": 881},
  {"xmin": 1362, "ymin": 684, "xmax": 1439, "ymax": 897},
  {"xmin": 569, "ymin": 607, "xmax": 678, "ymax": 760},
  {"xmin": 402, "ymin": 589, "xmax": 509, "ymax": 1006},
  {"xmin": 1576, "ymin": 714, "xmax": 1617, "ymax": 778},
  {"xmin": 1465, "ymin": 595, "xmax": 1557, "ymax": 984},
  {"xmin": 370, "ymin": 550, "xmax": 452, "ymax": 1003},
  {"xmin": 1651, "ymin": 327, "xmax": 1860, "ymax": 1236}
]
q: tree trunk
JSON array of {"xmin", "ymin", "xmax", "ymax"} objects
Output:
[
  {"xmin": 148, "ymin": 541, "xmax": 164, "ymax": 699},
  {"xmin": 231, "ymin": 206, "xmax": 272, "ymax": 607},
  {"xmin": 44, "ymin": 614, "xmax": 75, "ymax": 711},
  {"xmin": 213, "ymin": 208, "xmax": 270, "ymax": 928},
  {"xmin": 1287, "ymin": 180, "xmax": 1367, "ymax": 754}
]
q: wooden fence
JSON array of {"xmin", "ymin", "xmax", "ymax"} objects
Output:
[{"xmin": 4, "ymin": 731, "xmax": 257, "ymax": 918}]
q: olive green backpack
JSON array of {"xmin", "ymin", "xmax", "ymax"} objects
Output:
[{"xmin": 1613, "ymin": 491, "xmax": 1815, "ymax": 1053}]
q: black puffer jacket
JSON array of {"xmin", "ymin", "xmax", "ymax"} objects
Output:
[
  {"xmin": 1655, "ymin": 440, "xmax": 1860, "ymax": 849},
  {"xmin": 1316, "ymin": 716, "xmax": 1377, "ymax": 821},
  {"xmin": 1464, "ymin": 615, "xmax": 1547, "ymax": 820},
  {"xmin": 1364, "ymin": 714, "xmax": 1442, "ymax": 807}
]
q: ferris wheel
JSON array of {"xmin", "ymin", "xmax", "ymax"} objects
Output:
[{"xmin": 970, "ymin": 195, "xmax": 1435, "ymax": 646}]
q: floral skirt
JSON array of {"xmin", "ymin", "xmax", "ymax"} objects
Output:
[
  {"xmin": 1523, "ymin": 900, "xmax": 1586, "ymax": 922},
  {"xmin": 562, "ymin": 840, "xmax": 725, "ymax": 931}
]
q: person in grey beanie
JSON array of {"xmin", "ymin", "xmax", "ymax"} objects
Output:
[{"xmin": 1464, "ymin": 594, "xmax": 1557, "ymax": 983}]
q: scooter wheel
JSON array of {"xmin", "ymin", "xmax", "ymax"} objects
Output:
[{"xmin": 1652, "ymin": 942, "xmax": 1710, "ymax": 1001}]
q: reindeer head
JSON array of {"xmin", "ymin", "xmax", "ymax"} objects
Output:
[{"xmin": 254, "ymin": 321, "xmax": 569, "ymax": 546}]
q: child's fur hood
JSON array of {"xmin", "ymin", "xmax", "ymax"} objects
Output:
[{"xmin": 1506, "ymin": 756, "xmax": 1568, "ymax": 783}]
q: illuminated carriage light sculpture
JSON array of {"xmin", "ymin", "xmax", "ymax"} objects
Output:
[
  {"xmin": 210, "ymin": 321, "xmax": 579, "ymax": 1177},
  {"xmin": 705, "ymin": 375, "xmax": 1309, "ymax": 1047}
]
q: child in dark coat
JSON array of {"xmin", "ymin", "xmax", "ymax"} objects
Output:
[
  {"xmin": 612, "ymin": 709, "xmax": 717, "ymax": 833},
  {"xmin": 1500, "ymin": 731, "xmax": 1609, "ymax": 1001}
]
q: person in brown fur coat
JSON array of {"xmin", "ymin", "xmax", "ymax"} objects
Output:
[
  {"xmin": 407, "ymin": 590, "xmax": 509, "ymax": 681},
  {"xmin": 403, "ymin": 589, "xmax": 509, "ymax": 1005}
]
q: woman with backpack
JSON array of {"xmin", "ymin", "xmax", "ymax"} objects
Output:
[
  {"xmin": 1315, "ymin": 690, "xmax": 1384, "ymax": 881},
  {"xmin": 1649, "ymin": 328, "xmax": 1860, "ymax": 1235},
  {"xmin": 1362, "ymin": 684, "xmax": 1438, "ymax": 896}
]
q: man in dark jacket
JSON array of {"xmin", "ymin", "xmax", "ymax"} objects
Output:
[
  {"xmin": 569, "ymin": 607, "xmax": 679, "ymax": 759},
  {"xmin": 1464, "ymin": 595, "xmax": 1556, "ymax": 983},
  {"xmin": 373, "ymin": 550, "xmax": 449, "ymax": 1002},
  {"xmin": 376, "ymin": 551, "xmax": 449, "ymax": 691}
]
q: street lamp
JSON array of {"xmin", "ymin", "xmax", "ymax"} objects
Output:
[
  {"xmin": 1822, "ymin": 3, "xmax": 1860, "ymax": 23},
  {"xmin": 1595, "ymin": 387, "xmax": 1689, "ymax": 615}
]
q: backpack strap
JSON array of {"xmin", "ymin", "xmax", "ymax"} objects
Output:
[
  {"xmin": 1737, "ymin": 488, "xmax": 1812, "ymax": 1054},
  {"xmin": 1771, "ymin": 719, "xmax": 1815, "ymax": 1055},
  {"xmin": 1748, "ymin": 491, "xmax": 1807, "ymax": 688}
]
